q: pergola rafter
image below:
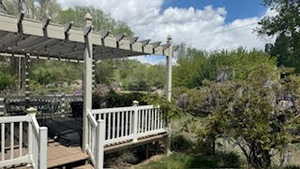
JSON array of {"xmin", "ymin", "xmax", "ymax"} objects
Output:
[{"xmin": 0, "ymin": 12, "xmax": 174, "ymax": 61}]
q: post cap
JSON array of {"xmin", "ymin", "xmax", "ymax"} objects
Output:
[
  {"xmin": 133, "ymin": 100, "xmax": 139, "ymax": 106},
  {"xmin": 85, "ymin": 12, "xmax": 93, "ymax": 21},
  {"xmin": 26, "ymin": 107, "xmax": 37, "ymax": 114}
]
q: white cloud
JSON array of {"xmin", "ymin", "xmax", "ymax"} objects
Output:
[{"xmin": 57, "ymin": 0, "xmax": 274, "ymax": 52}]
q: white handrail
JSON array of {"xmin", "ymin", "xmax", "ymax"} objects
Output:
[
  {"xmin": 29, "ymin": 114, "xmax": 47, "ymax": 169},
  {"xmin": 0, "ymin": 114, "xmax": 47, "ymax": 169},
  {"xmin": 86, "ymin": 112, "xmax": 105, "ymax": 169},
  {"xmin": 91, "ymin": 105, "xmax": 167, "ymax": 146}
]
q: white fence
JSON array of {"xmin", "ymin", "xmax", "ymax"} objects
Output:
[
  {"xmin": 0, "ymin": 114, "xmax": 47, "ymax": 169},
  {"xmin": 86, "ymin": 104, "xmax": 167, "ymax": 169},
  {"xmin": 92, "ymin": 105, "xmax": 167, "ymax": 145}
]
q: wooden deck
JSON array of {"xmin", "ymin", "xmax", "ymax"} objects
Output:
[
  {"xmin": 47, "ymin": 133, "xmax": 168, "ymax": 168},
  {"xmin": 47, "ymin": 142, "xmax": 89, "ymax": 168},
  {"xmin": 3, "ymin": 132, "xmax": 167, "ymax": 169}
]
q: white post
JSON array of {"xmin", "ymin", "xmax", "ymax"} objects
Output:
[
  {"xmin": 83, "ymin": 13, "xmax": 93, "ymax": 151},
  {"xmin": 166, "ymin": 36, "xmax": 173, "ymax": 102},
  {"xmin": 165, "ymin": 35, "xmax": 173, "ymax": 155},
  {"xmin": 39, "ymin": 127, "xmax": 48, "ymax": 169},
  {"xmin": 133, "ymin": 101, "xmax": 139, "ymax": 142},
  {"xmin": 95, "ymin": 120, "xmax": 105, "ymax": 169}
]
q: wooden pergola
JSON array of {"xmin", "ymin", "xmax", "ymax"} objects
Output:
[{"xmin": 0, "ymin": 1, "xmax": 173, "ymax": 169}]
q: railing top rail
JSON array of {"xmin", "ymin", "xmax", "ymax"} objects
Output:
[
  {"xmin": 92, "ymin": 106, "xmax": 135, "ymax": 114},
  {"xmin": 31, "ymin": 115, "xmax": 40, "ymax": 134},
  {"xmin": 137, "ymin": 105, "xmax": 157, "ymax": 109},
  {"xmin": 0, "ymin": 115, "xmax": 30, "ymax": 123},
  {"xmin": 92, "ymin": 105, "xmax": 158, "ymax": 115},
  {"xmin": 87, "ymin": 112, "xmax": 97, "ymax": 128}
]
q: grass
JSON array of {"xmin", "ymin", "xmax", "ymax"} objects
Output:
[{"xmin": 135, "ymin": 152, "xmax": 241, "ymax": 169}]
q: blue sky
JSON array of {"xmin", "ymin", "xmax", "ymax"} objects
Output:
[{"xmin": 162, "ymin": 0, "xmax": 267, "ymax": 23}]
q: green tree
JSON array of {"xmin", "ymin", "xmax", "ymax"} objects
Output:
[
  {"xmin": 55, "ymin": 7, "xmax": 133, "ymax": 36},
  {"xmin": 29, "ymin": 61, "xmax": 82, "ymax": 85},
  {"xmin": 174, "ymin": 48, "xmax": 276, "ymax": 88},
  {"xmin": 0, "ymin": 71, "xmax": 15, "ymax": 90},
  {"xmin": 3, "ymin": 0, "xmax": 61, "ymax": 19},
  {"xmin": 258, "ymin": 0, "xmax": 300, "ymax": 72},
  {"xmin": 182, "ymin": 64, "xmax": 300, "ymax": 168}
]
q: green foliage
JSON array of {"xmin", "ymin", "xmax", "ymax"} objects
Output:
[
  {"xmin": 170, "ymin": 134, "xmax": 194, "ymax": 152},
  {"xmin": 273, "ymin": 166, "xmax": 300, "ymax": 169},
  {"xmin": 0, "ymin": 71, "xmax": 15, "ymax": 90},
  {"xmin": 143, "ymin": 94, "xmax": 181, "ymax": 120},
  {"xmin": 181, "ymin": 64, "xmax": 300, "ymax": 168},
  {"xmin": 29, "ymin": 61, "xmax": 81, "ymax": 85},
  {"xmin": 4, "ymin": 0, "xmax": 61, "ymax": 20},
  {"xmin": 95, "ymin": 59, "xmax": 165, "ymax": 91},
  {"xmin": 174, "ymin": 48, "xmax": 207, "ymax": 88},
  {"xmin": 55, "ymin": 6, "xmax": 133, "ymax": 36},
  {"xmin": 174, "ymin": 48, "xmax": 276, "ymax": 88},
  {"xmin": 136, "ymin": 152, "xmax": 241, "ymax": 169},
  {"xmin": 258, "ymin": 0, "xmax": 300, "ymax": 72},
  {"xmin": 3, "ymin": 1, "xmax": 133, "ymax": 36},
  {"xmin": 92, "ymin": 89, "xmax": 147, "ymax": 109}
]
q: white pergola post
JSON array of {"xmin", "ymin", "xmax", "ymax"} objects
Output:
[
  {"xmin": 83, "ymin": 13, "xmax": 93, "ymax": 151},
  {"xmin": 165, "ymin": 35, "xmax": 173, "ymax": 155},
  {"xmin": 165, "ymin": 35, "xmax": 173, "ymax": 102}
]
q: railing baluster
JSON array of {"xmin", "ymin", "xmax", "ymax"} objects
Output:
[
  {"xmin": 104, "ymin": 113, "xmax": 107, "ymax": 140},
  {"xmin": 108, "ymin": 113, "xmax": 111, "ymax": 139},
  {"xmin": 117, "ymin": 112, "xmax": 120, "ymax": 138},
  {"xmin": 112, "ymin": 112, "xmax": 115, "ymax": 139},
  {"xmin": 120, "ymin": 111, "xmax": 124, "ymax": 137},
  {"xmin": 158, "ymin": 111, "xmax": 162, "ymax": 129},
  {"xmin": 129, "ymin": 111, "xmax": 132, "ymax": 135},
  {"xmin": 10, "ymin": 122, "xmax": 14, "ymax": 160},
  {"xmin": 152, "ymin": 109, "xmax": 155, "ymax": 131},
  {"xmin": 133, "ymin": 105, "xmax": 138, "ymax": 142},
  {"xmin": 141, "ymin": 110, "xmax": 144, "ymax": 133},
  {"xmin": 137, "ymin": 109, "xmax": 140, "ymax": 134},
  {"xmin": 153, "ymin": 108, "xmax": 157, "ymax": 130},
  {"xmin": 125, "ymin": 111, "xmax": 128, "ymax": 136},
  {"xmin": 1, "ymin": 123, "xmax": 5, "ymax": 160},
  {"xmin": 156, "ymin": 108, "xmax": 159, "ymax": 130},
  {"xmin": 162, "ymin": 110, "xmax": 165, "ymax": 128},
  {"xmin": 19, "ymin": 122, "xmax": 23, "ymax": 157},
  {"xmin": 145, "ymin": 109, "xmax": 148, "ymax": 132},
  {"xmin": 28, "ymin": 122, "xmax": 32, "ymax": 156},
  {"xmin": 149, "ymin": 109, "xmax": 152, "ymax": 131}
]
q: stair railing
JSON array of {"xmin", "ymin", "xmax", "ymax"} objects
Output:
[
  {"xmin": 86, "ymin": 111, "xmax": 105, "ymax": 169},
  {"xmin": 0, "ymin": 113, "xmax": 47, "ymax": 169}
]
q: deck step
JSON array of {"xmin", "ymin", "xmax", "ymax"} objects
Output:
[{"xmin": 73, "ymin": 164, "xmax": 94, "ymax": 169}]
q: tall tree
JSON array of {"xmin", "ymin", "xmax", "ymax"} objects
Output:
[
  {"xmin": 55, "ymin": 7, "xmax": 134, "ymax": 36},
  {"xmin": 258, "ymin": 0, "xmax": 300, "ymax": 72},
  {"xmin": 3, "ymin": 0, "xmax": 61, "ymax": 19}
]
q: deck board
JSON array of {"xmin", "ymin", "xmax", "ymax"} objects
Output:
[{"xmin": 47, "ymin": 142, "xmax": 89, "ymax": 168}]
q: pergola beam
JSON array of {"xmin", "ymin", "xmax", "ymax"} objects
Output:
[{"xmin": 0, "ymin": 52, "xmax": 83, "ymax": 63}]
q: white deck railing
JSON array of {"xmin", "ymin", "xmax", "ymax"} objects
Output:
[
  {"xmin": 92, "ymin": 105, "xmax": 167, "ymax": 145},
  {"xmin": 86, "ymin": 112, "xmax": 105, "ymax": 169},
  {"xmin": 87, "ymin": 104, "xmax": 167, "ymax": 169},
  {"xmin": 0, "ymin": 114, "xmax": 47, "ymax": 169}
]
